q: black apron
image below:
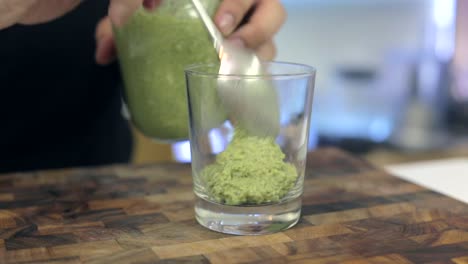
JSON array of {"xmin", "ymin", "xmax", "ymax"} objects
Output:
[{"xmin": 0, "ymin": 0, "xmax": 133, "ymax": 173}]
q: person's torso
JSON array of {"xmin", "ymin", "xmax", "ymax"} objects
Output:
[{"xmin": 0, "ymin": 0, "xmax": 132, "ymax": 172}]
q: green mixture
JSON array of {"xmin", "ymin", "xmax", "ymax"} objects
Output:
[
  {"xmin": 201, "ymin": 129, "xmax": 298, "ymax": 206},
  {"xmin": 114, "ymin": 5, "xmax": 221, "ymax": 140}
]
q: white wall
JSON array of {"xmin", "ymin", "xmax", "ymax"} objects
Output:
[
  {"xmin": 275, "ymin": 0, "xmax": 434, "ymax": 142},
  {"xmin": 277, "ymin": 0, "xmax": 431, "ymax": 89}
]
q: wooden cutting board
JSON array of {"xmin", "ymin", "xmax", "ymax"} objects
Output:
[{"xmin": 0, "ymin": 148, "xmax": 467, "ymax": 264}]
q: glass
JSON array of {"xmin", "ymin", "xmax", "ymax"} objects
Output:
[
  {"xmin": 185, "ymin": 62, "xmax": 316, "ymax": 235},
  {"xmin": 113, "ymin": 0, "xmax": 221, "ymax": 142}
]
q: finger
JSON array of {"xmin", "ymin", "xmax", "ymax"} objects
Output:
[
  {"xmin": 214, "ymin": 0, "xmax": 255, "ymax": 36},
  {"xmin": 230, "ymin": 0, "xmax": 286, "ymax": 49},
  {"xmin": 95, "ymin": 17, "xmax": 116, "ymax": 65},
  {"xmin": 255, "ymin": 40, "xmax": 276, "ymax": 61},
  {"xmin": 109, "ymin": 0, "xmax": 161, "ymax": 27}
]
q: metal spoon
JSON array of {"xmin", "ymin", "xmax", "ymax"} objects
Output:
[{"xmin": 191, "ymin": 0, "xmax": 280, "ymax": 138}]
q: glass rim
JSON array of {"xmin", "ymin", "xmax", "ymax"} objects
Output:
[{"xmin": 185, "ymin": 61, "xmax": 316, "ymax": 78}]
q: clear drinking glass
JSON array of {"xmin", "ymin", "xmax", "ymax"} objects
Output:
[{"xmin": 185, "ymin": 62, "xmax": 316, "ymax": 235}]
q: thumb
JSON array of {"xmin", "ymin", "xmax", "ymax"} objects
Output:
[{"xmin": 95, "ymin": 17, "xmax": 116, "ymax": 65}]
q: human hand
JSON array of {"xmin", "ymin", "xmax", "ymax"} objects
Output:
[
  {"xmin": 214, "ymin": 0, "xmax": 286, "ymax": 60},
  {"xmin": 95, "ymin": 0, "xmax": 286, "ymax": 65},
  {"xmin": 0, "ymin": 0, "xmax": 157, "ymax": 64},
  {"xmin": 95, "ymin": 0, "xmax": 160, "ymax": 65}
]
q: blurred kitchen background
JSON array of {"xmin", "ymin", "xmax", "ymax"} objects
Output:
[{"xmin": 133, "ymin": 0, "xmax": 468, "ymax": 166}]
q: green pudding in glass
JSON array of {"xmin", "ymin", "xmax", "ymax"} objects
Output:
[
  {"xmin": 201, "ymin": 128, "xmax": 298, "ymax": 206},
  {"xmin": 114, "ymin": 0, "xmax": 222, "ymax": 141}
]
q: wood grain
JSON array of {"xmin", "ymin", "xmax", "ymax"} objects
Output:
[{"xmin": 0, "ymin": 148, "xmax": 467, "ymax": 263}]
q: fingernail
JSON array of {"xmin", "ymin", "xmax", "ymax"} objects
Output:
[
  {"xmin": 217, "ymin": 13, "xmax": 235, "ymax": 35},
  {"xmin": 143, "ymin": 0, "xmax": 161, "ymax": 11}
]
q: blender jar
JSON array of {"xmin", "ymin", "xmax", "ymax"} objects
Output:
[{"xmin": 113, "ymin": 0, "xmax": 224, "ymax": 142}]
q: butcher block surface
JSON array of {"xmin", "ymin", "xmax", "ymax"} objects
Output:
[{"xmin": 0, "ymin": 148, "xmax": 467, "ymax": 263}]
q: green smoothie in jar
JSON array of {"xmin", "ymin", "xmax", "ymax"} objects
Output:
[{"xmin": 114, "ymin": 0, "xmax": 224, "ymax": 141}]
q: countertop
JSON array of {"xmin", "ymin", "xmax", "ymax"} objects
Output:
[
  {"xmin": 364, "ymin": 141, "xmax": 468, "ymax": 205},
  {"xmin": 386, "ymin": 157, "xmax": 468, "ymax": 204},
  {"xmin": 1, "ymin": 148, "xmax": 467, "ymax": 263}
]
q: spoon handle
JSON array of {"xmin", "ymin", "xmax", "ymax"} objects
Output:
[{"xmin": 191, "ymin": 0, "xmax": 224, "ymax": 56}]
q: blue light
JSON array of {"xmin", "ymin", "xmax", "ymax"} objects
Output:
[
  {"xmin": 208, "ymin": 129, "xmax": 226, "ymax": 154},
  {"xmin": 172, "ymin": 140, "xmax": 191, "ymax": 162},
  {"xmin": 368, "ymin": 118, "xmax": 392, "ymax": 142},
  {"xmin": 432, "ymin": 0, "xmax": 456, "ymax": 61}
]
